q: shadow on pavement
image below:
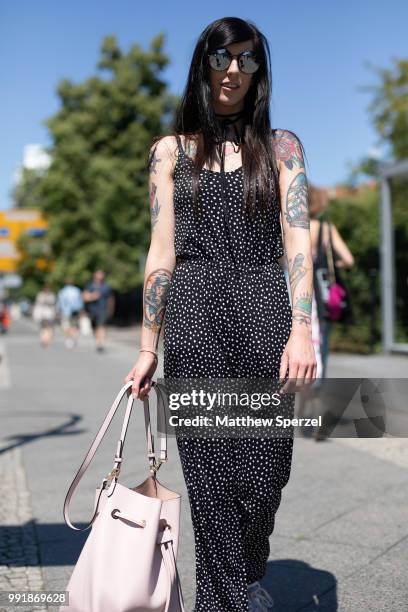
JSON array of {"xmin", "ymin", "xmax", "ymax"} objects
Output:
[
  {"xmin": 1, "ymin": 525, "xmax": 338, "ymax": 612},
  {"xmin": 0, "ymin": 521, "xmax": 89, "ymax": 567},
  {"xmin": 263, "ymin": 559, "xmax": 337, "ymax": 611},
  {"xmin": 0, "ymin": 412, "xmax": 86, "ymax": 455}
]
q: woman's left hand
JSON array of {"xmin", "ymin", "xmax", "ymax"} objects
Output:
[{"xmin": 279, "ymin": 330, "xmax": 317, "ymax": 393}]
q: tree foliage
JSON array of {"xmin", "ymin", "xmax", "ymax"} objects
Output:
[
  {"xmin": 13, "ymin": 43, "xmax": 408, "ymax": 347},
  {"xmin": 329, "ymin": 56, "xmax": 408, "ymax": 351},
  {"xmin": 325, "ymin": 185, "xmax": 381, "ymax": 352},
  {"xmin": 12, "ymin": 168, "xmax": 45, "ymax": 210},
  {"xmin": 16, "ymin": 34, "xmax": 178, "ymax": 292},
  {"xmin": 367, "ymin": 58, "xmax": 408, "ymax": 160}
]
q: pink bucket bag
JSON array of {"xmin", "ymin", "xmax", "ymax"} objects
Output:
[{"xmin": 60, "ymin": 380, "xmax": 186, "ymax": 612}]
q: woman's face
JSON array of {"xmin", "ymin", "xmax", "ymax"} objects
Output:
[{"xmin": 208, "ymin": 39, "xmax": 255, "ymax": 113}]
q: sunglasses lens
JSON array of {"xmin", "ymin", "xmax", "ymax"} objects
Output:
[
  {"xmin": 208, "ymin": 49, "xmax": 261, "ymax": 73},
  {"xmin": 239, "ymin": 53, "xmax": 260, "ymax": 74},
  {"xmin": 209, "ymin": 51, "xmax": 230, "ymax": 71}
]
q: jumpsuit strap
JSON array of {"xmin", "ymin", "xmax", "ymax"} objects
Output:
[{"xmin": 174, "ymin": 133, "xmax": 185, "ymax": 158}]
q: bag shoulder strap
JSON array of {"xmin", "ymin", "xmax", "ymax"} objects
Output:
[
  {"xmin": 326, "ymin": 222, "xmax": 337, "ymax": 283},
  {"xmin": 317, "ymin": 218, "xmax": 323, "ymax": 252},
  {"xmin": 63, "ymin": 380, "xmax": 168, "ymax": 531}
]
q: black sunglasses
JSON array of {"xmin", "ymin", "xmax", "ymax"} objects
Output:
[{"xmin": 208, "ymin": 48, "xmax": 261, "ymax": 75}]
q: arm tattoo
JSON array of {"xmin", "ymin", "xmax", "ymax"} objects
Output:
[
  {"xmin": 184, "ymin": 137, "xmax": 197, "ymax": 160},
  {"xmin": 292, "ymin": 314, "xmax": 311, "ymax": 326},
  {"xmin": 273, "ymin": 130, "xmax": 305, "ymax": 170},
  {"xmin": 149, "ymin": 182, "xmax": 160, "ymax": 229},
  {"xmin": 288, "ymin": 253, "xmax": 308, "ymax": 294},
  {"xmin": 292, "ymin": 291, "xmax": 312, "ymax": 326},
  {"xmin": 143, "ymin": 268, "xmax": 172, "ymax": 333},
  {"xmin": 285, "ymin": 172, "xmax": 310, "ymax": 229},
  {"xmin": 148, "ymin": 148, "xmax": 162, "ymax": 174}
]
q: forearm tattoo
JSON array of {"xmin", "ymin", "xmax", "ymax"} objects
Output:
[
  {"xmin": 143, "ymin": 268, "xmax": 172, "ymax": 333},
  {"xmin": 288, "ymin": 253, "xmax": 308, "ymax": 294},
  {"xmin": 292, "ymin": 291, "xmax": 312, "ymax": 326},
  {"xmin": 289, "ymin": 252, "xmax": 313, "ymax": 327},
  {"xmin": 285, "ymin": 172, "xmax": 310, "ymax": 229},
  {"xmin": 149, "ymin": 182, "xmax": 160, "ymax": 229}
]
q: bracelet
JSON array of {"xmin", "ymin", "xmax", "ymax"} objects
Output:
[{"xmin": 139, "ymin": 348, "xmax": 158, "ymax": 359}]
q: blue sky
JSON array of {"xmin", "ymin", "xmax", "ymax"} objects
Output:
[{"xmin": 1, "ymin": 0, "xmax": 407, "ymax": 210}]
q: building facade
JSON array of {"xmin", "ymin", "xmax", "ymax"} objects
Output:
[{"xmin": 0, "ymin": 209, "xmax": 47, "ymax": 274}]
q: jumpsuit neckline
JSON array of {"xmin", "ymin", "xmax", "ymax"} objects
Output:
[{"xmin": 176, "ymin": 135, "xmax": 243, "ymax": 176}]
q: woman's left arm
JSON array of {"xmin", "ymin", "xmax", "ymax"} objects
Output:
[{"xmin": 273, "ymin": 129, "xmax": 317, "ymax": 388}]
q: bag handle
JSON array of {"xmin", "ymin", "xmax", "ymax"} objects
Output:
[
  {"xmin": 63, "ymin": 380, "xmax": 168, "ymax": 531},
  {"xmin": 326, "ymin": 222, "xmax": 337, "ymax": 285},
  {"xmin": 317, "ymin": 218, "xmax": 324, "ymax": 256}
]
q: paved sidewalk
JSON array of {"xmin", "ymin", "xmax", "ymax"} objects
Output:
[
  {"xmin": 0, "ymin": 447, "xmax": 46, "ymax": 612},
  {"xmin": 0, "ymin": 321, "xmax": 407, "ymax": 611}
]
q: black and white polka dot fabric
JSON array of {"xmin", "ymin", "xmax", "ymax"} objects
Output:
[{"xmin": 163, "ymin": 134, "xmax": 294, "ymax": 611}]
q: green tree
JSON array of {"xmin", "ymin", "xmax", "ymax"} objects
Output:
[
  {"xmin": 326, "ymin": 184, "xmax": 381, "ymax": 353},
  {"xmin": 329, "ymin": 56, "xmax": 408, "ymax": 351},
  {"xmin": 12, "ymin": 167, "xmax": 46, "ymax": 209},
  {"xmin": 13, "ymin": 232, "xmax": 54, "ymax": 301},
  {"xmin": 367, "ymin": 58, "xmax": 408, "ymax": 160},
  {"xmin": 351, "ymin": 58, "xmax": 408, "ymax": 178},
  {"xmin": 16, "ymin": 33, "xmax": 178, "ymax": 293}
]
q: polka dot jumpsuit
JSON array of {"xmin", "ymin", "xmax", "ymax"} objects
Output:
[{"xmin": 163, "ymin": 133, "xmax": 295, "ymax": 612}]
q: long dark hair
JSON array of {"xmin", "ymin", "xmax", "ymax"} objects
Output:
[{"xmin": 151, "ymin": 17, "xmax": 307, "ymax": 218}]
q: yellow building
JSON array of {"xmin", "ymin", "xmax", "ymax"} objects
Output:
[{"xmin": 0, "ymin": 209, "xmax": 47, "ymax": 273}]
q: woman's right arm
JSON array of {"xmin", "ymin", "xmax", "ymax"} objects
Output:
[{"xmin": 125, "ymin": 136, "xmax": 177, "ymax": 399}]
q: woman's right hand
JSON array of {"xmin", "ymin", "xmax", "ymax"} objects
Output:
[{"xmin": 124, "ymin": 352, "xmax": 158, "ymax": 400}]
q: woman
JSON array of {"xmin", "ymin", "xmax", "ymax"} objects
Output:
[
  {"xmin": 32, "ymin": 284, "xmax": 57, "ymax": 347},
  {"xmin": 125, "ymin": 17, "xmax": 316, "ymax": 612},
  {"xmin": 309, "ymin": 186, "xmax": 354, "ymax": 379}
]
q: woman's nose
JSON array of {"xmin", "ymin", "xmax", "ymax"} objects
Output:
[{"xmin": 227, "ymin": 58, "xmax": 240, "ymax": 75}]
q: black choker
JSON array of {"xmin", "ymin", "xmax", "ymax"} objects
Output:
[
  {"xmin": 214, "ymin": 109, "xmax": 245, "ymax": 120},
  {"xmin": 214, "ymin": 109, "xmax": 245, "ymax": 147}
]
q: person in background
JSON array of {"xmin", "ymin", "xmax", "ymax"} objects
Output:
[
  {"xmin": 32, "ymin": 284, "xmax": 57, "ymax": 347},
  {"xmin": 82, "ymin": 270, "xmax": 113, "ymax": 353},
  {"xmin": 57, "ymin": 279, "xmax": 84, "ymax": 349},
  {"xmin": 10, "ymin": 302, "xmax": 22, "ymax": 322},
  {"xmin": 295, "ymin": 186, "xmax": 354, "ymax": 440},
  {"xmin": 309, "ymin": 186, "xmax": 354, "ymax": 378},
  {"xmin": 19, "ymin": 299, "xmax": 31, "ymax": 318},
  {"xmin": 0, "ymin": 300, "xmax": 11, "ymax": 334}
]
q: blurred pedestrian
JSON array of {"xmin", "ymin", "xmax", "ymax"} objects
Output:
[
  {"xmin": 78, "ymin": 311, "xmax": 93, "ymax": 337},
  {"xmin": 0, "ymin": 300, "xmax": 11, "ymax": 334},
  {"xmin": 32, "ymin": 284, "xmax": 57, "ymax": 347},
  {"xmin": 309, "ymin": 186, "xmax": 354, "ymax": 378},
  {"xmin": 19, "ymin": 299, "xmax": 31, "ymax": 317},
  {"xmin": 82, "ymin": 270, "xmax": 113, "ymax": 353},
  {"xmin": 57, "ymin": 279, "xmax": 84, "ymax": 349},
  {"xmin": 10, "ymin": 302, "xmax": 21, "ymax": 322}
]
